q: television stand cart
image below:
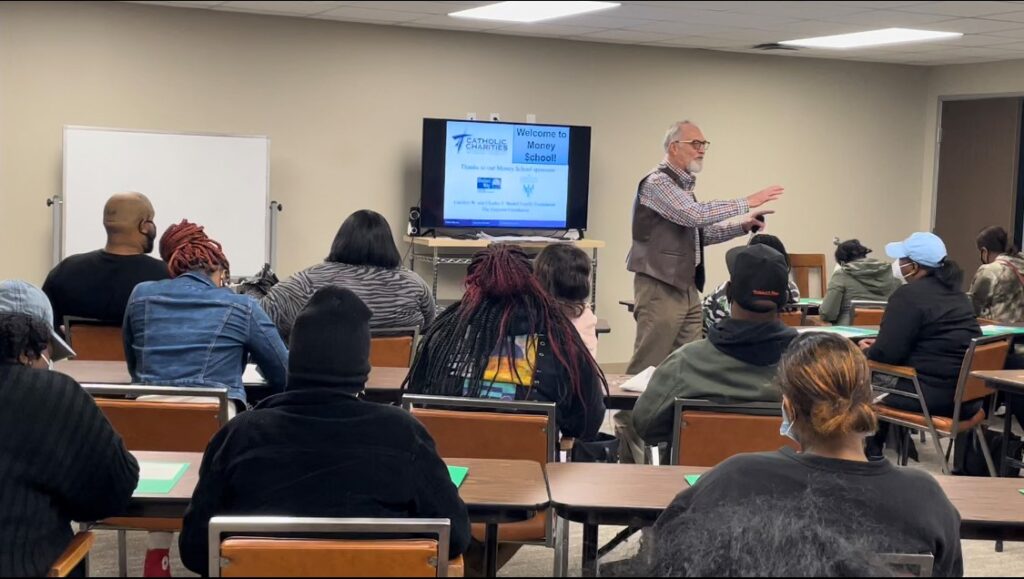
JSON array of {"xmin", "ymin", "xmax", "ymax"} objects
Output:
[{"xmin": 405, "ymin": 236, "xmax": 606, "ymax": 313}]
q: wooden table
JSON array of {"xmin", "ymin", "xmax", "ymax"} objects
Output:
[
  {"xmin": 971, "ymin": 370, "xmax": 1024, "ymax": 476},
  {"xmin": 122, "ymin": 452, "xmax": 545, "ymax": 578},
  {"xmin": 546, "ymin": 462, "xmax": 1024, "ymax": 577},
  {"xmin": 604, "ymin": 374, "xmax": 641, "ymax": 410},
  {"xmin": 448, "ymin": 458, "xmax": 549, "ymax": 577}
]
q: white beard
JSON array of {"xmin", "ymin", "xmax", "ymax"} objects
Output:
[{"xmin": 687, "ymin": 160, "xmax": 703, "ymax": 173}]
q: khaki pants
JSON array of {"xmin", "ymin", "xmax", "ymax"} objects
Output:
[{"xmin": 618, "ymin": 274, "xmax": 702, "ymax": 464}]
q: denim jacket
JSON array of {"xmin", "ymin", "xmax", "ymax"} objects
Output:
[{"xmin": 124, "ymin": 272, "xmax": 288, "ymax": 403}]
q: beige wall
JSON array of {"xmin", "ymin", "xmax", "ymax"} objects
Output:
[
  {"xmin": 0, "ymin": 1, "xmax": 931, "ymax": 363},
  {"xmin": 920, "ymin": 60, "xmax": 1024, "ymax": 232}
]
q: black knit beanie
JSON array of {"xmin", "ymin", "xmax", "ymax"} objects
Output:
[{"xmin": 287, "ymin": 286, "xmax": 371, "ymax": 392}]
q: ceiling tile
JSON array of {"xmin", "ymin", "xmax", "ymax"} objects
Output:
[
  {"xmin": 131, "ymin": 1, "xmax": 227, "ymax": 6},
  {"xmin": 899, "ymin": 1, "xmax": 1024, "ymax": 17},
  {"xmin": 984, "ymin": 25, "xmax": 1024, "ymax": 38},
  {"xmin": 923, "ymin": 17, "xmax": 1023, "ymax": 33},
  {"xmin": 818, "ymin": 9, "xmax": 960, "ymax": 27},
  {"xmin": 218, "ymin": 1, "xmax": 341, "ymax": 15},
  {"xmin": 723, "ymin": 2, "xmax": 871, "ymax": 19},
  {"xmin": 981, "ymin": 9, "xmax": 1024, "ymax": 22},
  {"xmin": 490, "ymin": 23, "xmax": 609, "ymax": 37},
  {"xmin": 399, "ymin": 14, "xmax": 508, "ymax": 31},
  {"xmin": 578, "ymin": 29, "xmax": 678, "ymax": 43},
  {"xmin": 329, "ymin": 2, "xmax": 457, "ymax": 15},
  {"xmin": 315, "ymin": 6, "xmax": 428, "ymax": 22}
]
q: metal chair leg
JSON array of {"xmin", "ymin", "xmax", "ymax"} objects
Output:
[
  {"xmin": 117, "ymin": 530, "xmax": 128, "ymax": 577},
  {"xmin": 552, "ymin": 515, "xmax": 570, "ymax": 578},
  {"xmin": 977, "ymin": 426, "xmax": 998, "ymax": 478}
]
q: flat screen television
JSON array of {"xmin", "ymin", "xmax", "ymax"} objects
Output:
[{"xmin": 420, "ymin": 118, "xmax": 592, "ymax": 231}]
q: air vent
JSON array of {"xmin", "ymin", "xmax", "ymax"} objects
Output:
[{"xmin": 752, "ymin": 43, "xmax": 799, "ymax": 51}]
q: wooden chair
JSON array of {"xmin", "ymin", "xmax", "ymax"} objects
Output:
[
  {"xmin": 789, "ymin": 254, "xmax": 827, "ymax": 298},
  {"xmin": 370, "ymin": 327, "xmax": 420, "ymax": 368},
  {"xmin": 47, "ymin": 531, "xmax": 95, "ymax": 577},
  {"xmin": 401, "ymin": 394, "xmax": 559, "ymax": 568},
  {"xmin": 84, "ymin": 385, "xmax": 231, "ymax": 576},
  {"xmin": 670, "ymin": 399, "xmax": 800, "ymax": 466},
  {"xmin": 850, "ymin": 300, "xmax": 888, "ymax": 326},
  {"xmin": 870, "ymin": 336, "xmax": 1011, "ymax": 476},
  {"xmin": 779, "ymin": 310, "xmax": 805, "ymax": 327},
  {"xmin": 208, "ymin": 516, "xmax": 462, "ymax": 577},
  {"xmin": 64, "ymin": 317, "xmax": 124, "ymax": 361}
]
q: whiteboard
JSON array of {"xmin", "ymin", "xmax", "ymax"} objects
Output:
[{"xmin": 62, "ymin": 126, "xmax": 271, "ymax": 277}]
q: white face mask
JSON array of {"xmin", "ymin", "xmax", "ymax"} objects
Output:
[{"xmin": 891, "ymin": 260, "xmax": 907, "ymax": 283}]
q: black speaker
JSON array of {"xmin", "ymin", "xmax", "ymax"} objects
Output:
[{"xmin": 408, "ymin": 206, "xmax": 421, "ymax": 236}]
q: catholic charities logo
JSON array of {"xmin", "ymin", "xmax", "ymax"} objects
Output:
[{"xmin": 452, "ymin": 133, "xmax": 509, "ymax": 155}]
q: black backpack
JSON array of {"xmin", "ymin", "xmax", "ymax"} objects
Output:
[{"xmin": 954, "ymin": 427, "xmax": 1023, "ymax": 477}]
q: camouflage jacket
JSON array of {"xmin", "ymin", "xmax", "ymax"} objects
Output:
[{"xmin": 969, "ymin": 254, "xmax": 1024, "ymax": 324}]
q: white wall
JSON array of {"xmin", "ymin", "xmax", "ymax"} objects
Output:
[{"xmin": 0, "ymin": 1, "xmax": 932, "ymax": 363}]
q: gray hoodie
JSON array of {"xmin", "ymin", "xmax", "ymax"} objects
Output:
[{"xmin": 819, "ymin": 258, "xmax": 901, "ymax": 325}]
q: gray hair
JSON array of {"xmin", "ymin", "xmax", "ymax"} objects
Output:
[{"xmin": 663, "ymin": 120, "xmax": 695, "ymax": 152}]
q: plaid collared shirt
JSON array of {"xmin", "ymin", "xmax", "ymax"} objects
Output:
[{"xmin": 638, "ymin": 159, "xmax": 750, "ymax": 266}]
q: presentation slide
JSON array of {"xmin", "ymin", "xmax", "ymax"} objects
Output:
[{"xmin": 443, "ymin": 121, "xmax": 570, "ymax": 228}]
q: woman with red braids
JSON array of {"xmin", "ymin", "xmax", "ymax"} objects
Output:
[
  {"xmin": 124, "ymin": 220, "xmax": 288, "ymax": 409},
  {"xmin": 403, "ymin": 244, "xmax": 607, "ymax": 440}
]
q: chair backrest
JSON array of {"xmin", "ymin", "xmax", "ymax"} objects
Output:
[
  {"xmin": 954, "ymin": 336, "xmax": 1011, "ymax": 407},
  {"xmin": 788, "ymin": 253, "xmax": 827, "ymax": 298},
  {"xmin": 401, "ymin": 394, "xmax": 556, "ymax": 464},
  {"xmin": 370, "ymin": 327, "xmax": 420, "ymax": 368},
  {"xmin": 401, "ymin": 394, "xmax": 556, "ymax": 546},
  {"xmin": 779, "ymin": 311, "xmax": 804, "ymax": 327},
  {"xmin": 208, "ymin": 517, "xmax": 452, "ymax": 577},
  {"xmin": 850, "ymin": 300, "xmax": 888, "ymax": 326},
  {"xmin": 877, "ymin": 553, "xmax": 934, "ymax": 578},
  {"xmin": 64, "ymin": 317, "xmax": 124, "ymax": 361},
  {"xmin": 84, "ymin": 385, "xmax": 231, "ymax": 452},
  {"xmin": 671, "ymin": 399, "xmax": 799, "ymax": 466}
]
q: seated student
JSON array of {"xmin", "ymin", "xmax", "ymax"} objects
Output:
[
  {"xmin": 0, "ymin": 280, "xmax": 139, "ymax": 577},
  {"xmin": 124, "ymin": 220, "xmax": 288, "ymax": 406},
  {"xmin": 635, "ymin": 495, "xmax": 897, "ymax": 578},
  {"xmin": 404, "ymin": 244, "xmax": 607, "ymax": 440},
  {"xmin": 969, "ymin": 225, "xmax": 1024, "ymax": 323},
  {"xmin": 178, "ymin": 287, "xmax": 470, "ymax": 574},
  {"xmin": 632, "ymin": 244, "xmax": 798, "ymax": 445},
  {"xmin": 241, "ymin": 210, "xmax": 435, "ymax": 342},
  {"xmin": 651, "ymin": 332, "xmax": 963, "ymax": 577},
  {"xmin": 43, "ymin": 192, "xmax": 169, "ymax": 329},
  {"xmin": 820, "ymin": 239, "xmax": 901, "ymax": 326},
  {"xmin": 859, "ymin": 233, "xmax": 980, "ymax": 456},
  {"xmin": 534, "ymin": 244, "xmax": 599, "ymax": 358},
  {"xmin": 702, "ymin": 234, "xmax": 799, "ymax": 333}
]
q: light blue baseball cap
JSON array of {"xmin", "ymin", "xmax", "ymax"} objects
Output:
[
  {"xmin": 885, "ymin": 232, "xmax": 947, "ymax": 268},
  {"xmin": 0, "ymin": 280, "xmax": 75, "ymax": 361}
]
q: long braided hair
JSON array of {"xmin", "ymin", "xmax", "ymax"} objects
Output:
[
  {"xmin": 403, "ymin": 244, "xmax": 606, "ymax": 403},
  {"xmin": 159, "ymin": 220, "xmax": 230, "ymax": 278}
]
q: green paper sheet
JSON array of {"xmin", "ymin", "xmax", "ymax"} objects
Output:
[
  {"xmin": 797, "ymin": 298, "xmax": 823, "ymax": 306},
  {"xmin": 981, "ymin": 325, "xmax": 1024, "ymax": 337},
  {"xmin": 448, "ymin": 466, "xmax": 469, "ymax": 488},
  {"xmin": 135, "ymin": 461, "xmax": 189, "ymax": 495},
  {"xmin": 796, "ymin": 326, "xmax": 877, "ymax": 339},
  {"xmin": 685, "ymin": 475, "xmax": 701, "ymax": 487}
]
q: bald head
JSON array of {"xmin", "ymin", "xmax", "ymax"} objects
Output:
[{"xmin": 103, "ymin": 192, "xmax": 157, "ymax": 255}]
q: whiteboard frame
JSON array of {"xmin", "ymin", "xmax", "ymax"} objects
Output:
[{"xmin": 58, "ymin": 125, "xmax": 274, "ymax": 274}]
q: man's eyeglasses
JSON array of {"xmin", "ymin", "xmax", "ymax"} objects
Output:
[{"xmin": 673, "ymin": 139, "xmax": 711, "ymax": 152}]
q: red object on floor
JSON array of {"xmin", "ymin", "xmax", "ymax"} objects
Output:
[{"xmin": 143, "ymin": 548, "xmax": 171, "ymax": 577}]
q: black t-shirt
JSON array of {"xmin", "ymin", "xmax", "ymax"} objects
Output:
[
  {"xmin": 42, "ymin": 250, "xmax": 169, "ymax": 327},
  {"xmin": 655, "ymin": 448, "xmax": 963, "ymax": 577}
]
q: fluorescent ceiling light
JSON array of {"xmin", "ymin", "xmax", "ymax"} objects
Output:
[
  {"xmin": 449, "ymin": 1, "xmax": 619, "ymax": 23},
  {"xmin": 779, "ymin": 28, "xmax": 962, "ymax": 49}
]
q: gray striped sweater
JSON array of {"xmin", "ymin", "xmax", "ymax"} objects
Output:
[{"xmin": 250, "ymin": 262, "xmax": 436, "ymax": 343}]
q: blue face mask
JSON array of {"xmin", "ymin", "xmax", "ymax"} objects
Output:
[{"xmin": 780, "ymin": 403, "xmax": 799, "ymax": 443}]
